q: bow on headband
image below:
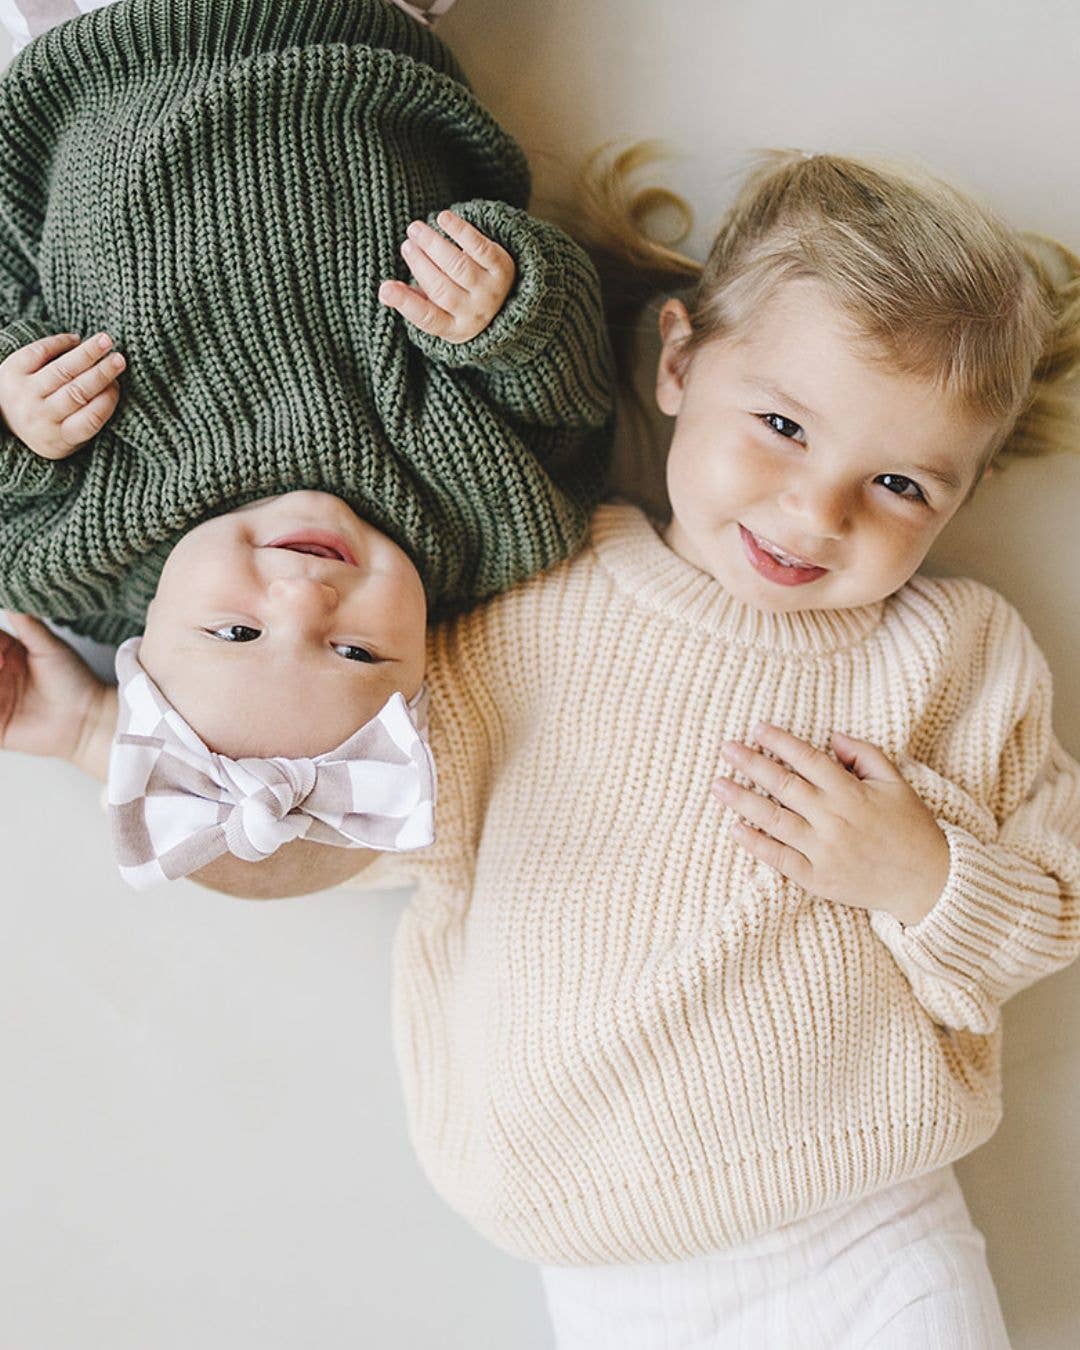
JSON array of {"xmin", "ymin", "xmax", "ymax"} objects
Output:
[
  {"xmin": 387, "ymin": 0, "xmax": 458, "ymax": 26},
  {"xmin": 108, "ymin": 640, "xmax": 436, "ymax": 890}
]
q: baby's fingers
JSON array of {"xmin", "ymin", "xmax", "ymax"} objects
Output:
[
  {"xmin": 400, "ymin": 224, "xmax": 473, "ymax": 308},
  {"xmin": 435, "ymin": 211, "xmax": 514, "ymax": 282},
  {"xmin": 378, "ymin": 280, "xmax": 455, "ymax": 339},
  {"xmin": 45, "ymin": 347, "xmax": 125, "ymax": 419},
  {"xmin": 35, "ymin": 332, "xmax": 118, "ymax": 396},
  {"xmin": 58, "ymin": 383, "xmax": 121, "ymax": 450},
  {"xmin": 9, "ymin": 331, "xmax": 81, "ymax": 376}
]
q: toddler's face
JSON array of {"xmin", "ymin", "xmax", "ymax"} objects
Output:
[
  {"xmin": 140, "ymin": 492, "xmax": 427, "ymax": 758},
  {"xmin": 656, "ymin": 282, "xmax": 1000, "ymax": 613}
]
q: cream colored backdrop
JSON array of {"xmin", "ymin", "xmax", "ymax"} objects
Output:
[{"xmin": 1, "ymin": 3, "xmax": 1078, "ymax": 1347}]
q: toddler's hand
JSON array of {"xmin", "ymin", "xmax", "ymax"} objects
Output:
[
  {"xmin": 0, "ymin": 331, "xmax": 126, "ymax": 460},
  {"xmin": 714, "ymin": 723, "xmax": 951, "ymax": 926},
  {"xmin": 0, "ymin": 613, "xmax": 110, "ymax": 764},
  {"xmin": 379, "ymin": 211, "xmax": 516, "ymax": 343}
]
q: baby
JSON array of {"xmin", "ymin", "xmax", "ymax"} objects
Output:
[{"xmin": 0, "ymin": 0, "xmax": 614, "ymax": 888}]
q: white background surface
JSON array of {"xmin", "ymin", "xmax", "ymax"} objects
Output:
[{"xmin": 2, "ymin": 3, "xmax": 1080, "ymax": 1347}]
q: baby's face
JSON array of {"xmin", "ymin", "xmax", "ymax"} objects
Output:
[
  {"xmin": 656, "ymin": 282, "xmax": 1002, "ymax": 613},
  {"xmin": 140, "ymin": 492, "xmax": 427, "ymax": 758}
]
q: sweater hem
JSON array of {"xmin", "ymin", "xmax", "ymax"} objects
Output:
[{"xmin": 429, "ymin": 1109, "xmax": 1002, "ymax": 1266}]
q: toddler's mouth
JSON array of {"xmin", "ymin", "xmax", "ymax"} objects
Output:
[
  {"xmin": 739, "ymin": 525, "xmax": 829, "ymax": 586},
  {"xmin": 264, "ymin": 531, "xmax": 359, "ymax": 566}
]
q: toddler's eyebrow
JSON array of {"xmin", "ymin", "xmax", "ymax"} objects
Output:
[
  {"xmin": 746, "ymin": 380, "xmax": 819, "ymax": 424},
  {"xmin": 901, "ymin": 461, "xmax": 963, "ymax": 493}
]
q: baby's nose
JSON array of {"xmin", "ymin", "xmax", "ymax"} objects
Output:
[{"xmin": 266, "ymin": 576, "xmax": 339, "ymax": 617}]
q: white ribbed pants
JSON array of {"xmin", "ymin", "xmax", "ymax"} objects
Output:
[{"xmin": 540, "ymin": 1166, "xmax": 1010, "ymax": 1349}]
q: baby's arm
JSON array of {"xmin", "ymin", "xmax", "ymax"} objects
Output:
[
  {"xmin": 379, "ymin": 210, "xmax": 517, "ymax": 347},
  {"xmin": 381, "ymin": 200, "xmax": 613, "ymax": 432},
  {"xmin": 0, "ymin": 331, "xmax": 125, "ymax": 460}
]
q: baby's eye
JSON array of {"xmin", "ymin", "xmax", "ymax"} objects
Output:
[
  {"xmin": 208, "ymin": 624, "xmax": 261, "ymax": 642},
  {"xmin": 333, "ymin": 643, "xmax": 376, "ymax": 663},
  {"xmin": 877, "ymin": 473, "xmax": 926, "ymax": 503},
  {"xmin": 759, "ymin": 413, "xmax": 805, "ymax": 442}
]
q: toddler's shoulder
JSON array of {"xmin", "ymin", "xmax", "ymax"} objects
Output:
[{"xmin": 888, "ymin": 571, "xmax": 1051, "ymax": 696}]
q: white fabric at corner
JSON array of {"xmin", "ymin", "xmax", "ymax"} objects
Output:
[{"xmin": 541, "ymin": 1166, "xmax": 1011, "ymax": 1350}]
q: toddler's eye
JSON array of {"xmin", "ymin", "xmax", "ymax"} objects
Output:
[
  {"xmin": 208, "ymin": 624, "xmax": 261, "ymax": 642},
  {"xmin": 760, "ymin": 413, "xmax": 805, "ymax": 441},
  {"xmin": 334, "ymin": 644, "xmax": 376, "ymax": 663},
  {"xmin": 878, "ymin": 473, "xmax": 926, "ymax": 503}
]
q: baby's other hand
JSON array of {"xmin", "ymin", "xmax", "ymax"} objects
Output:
[
  {"xmin": 0, "ymin": 331, "xmax": 126, "ymax": 459},
  {"xmin": 379, "ymin": 211, "xmax": 516, "ymax": 343},
  {"xmin": 0, "ymin": 613, "xmax": 109, "ymax": 763}
]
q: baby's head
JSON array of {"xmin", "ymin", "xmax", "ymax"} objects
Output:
[
  {"xmin": 121, "ymin": 491, "xmax": 429, "ymax": 897},
  {"xmin": 589, "ymin": 150, "xmax": 1078, "ymax": 612},
  {"xmin": 141, "ymin": 491, "xmax": 427, "ymax": 758}
]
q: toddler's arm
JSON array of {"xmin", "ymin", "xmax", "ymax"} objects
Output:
[
  {"xmin": 870, "ymin": 638, "xmax": 1080, "ymax": 1035},
  {"xmin": 381, "ymin": 200, "xmax": 614, "ymax": 433}
]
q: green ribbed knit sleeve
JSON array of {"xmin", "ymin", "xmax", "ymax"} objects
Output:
[{"xmin": 403, "ymin": 201, "xmax": 614, "ymax": 430}]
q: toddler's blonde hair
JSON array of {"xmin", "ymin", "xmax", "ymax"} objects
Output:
[{"xmin": 577, "ymin": 145, "xmax": 1080, "ymax": 473}]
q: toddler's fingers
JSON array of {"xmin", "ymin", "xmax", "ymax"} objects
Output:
[
  {"xmin": 9, "ymin": 331, "xmax": 81, "ymax": 375},
  {"xmin": 435, "ymin": 211, "xmax": 513, "ymax": 278},
  {"xmin": 378, "ymin": 279, "xmax": 455, "ymax": 338},
  {"xmin": 58, "ymin": 384, "xmax": 121, "ymax": 449},
  {"xmin": 45, "ymin": 349, "xmax": 125, "ymax": 419},
  {"xmin": 35, "ymin": 332, "xmax": 117, "ymax": 397}
]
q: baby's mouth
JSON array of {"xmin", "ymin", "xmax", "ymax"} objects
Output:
[{"xmin": 264, "ymin": 531, "xmax": 359, "ymax": 566}]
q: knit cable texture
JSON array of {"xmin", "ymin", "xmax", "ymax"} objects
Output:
[{"xmin": 0, "ymin": 0, "xmax": 614, "ymax": 641}]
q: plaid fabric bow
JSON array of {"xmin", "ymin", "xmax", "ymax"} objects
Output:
[
  {"xmin": 108, "ymin": 640, "xmax": 436, "ymax": 890},
  {"xmin": 386, "ymin": 0, "xmax": 457, "ymax": 26}
]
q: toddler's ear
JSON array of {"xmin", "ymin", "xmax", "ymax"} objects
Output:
[{"xmin": 655, "ymin": 298, "xmax": 693, "ymax": 416}]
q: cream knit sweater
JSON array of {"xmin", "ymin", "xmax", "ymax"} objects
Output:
[{"xmin": 373, "ymin": 502, "xmax": 1080, "ymax": 1266}]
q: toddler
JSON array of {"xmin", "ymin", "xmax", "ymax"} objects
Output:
[
  {"xmin": 7, "ymin": 148, "xmax": 1080, "ymax": 1341},
  {"xmin": 0, "ymin": 0, "xmax": 613, "ymax": 888}
]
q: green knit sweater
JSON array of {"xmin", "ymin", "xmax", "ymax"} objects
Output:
[{"xmin": 0, "ymin": 0, "xmax": 614, "ymax": 643}]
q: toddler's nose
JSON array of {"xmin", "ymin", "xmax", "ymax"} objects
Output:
[{"xmin": 778, "ymin": 481, "xmax": 848, "ymax": 539}]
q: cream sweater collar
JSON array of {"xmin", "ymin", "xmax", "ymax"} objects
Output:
[{"xmin": 590, "ymin": 502, "xmax": 886, "ymax": 656}]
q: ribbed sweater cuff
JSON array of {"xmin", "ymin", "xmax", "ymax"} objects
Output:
[
  {"xmin": 0, "ymin": 318, "xmax": 55, "ymax": 366},
  {"xmin": 404, "ymin": 201, "xmax": 567, "ymax": 370},
  {"xmin": 870, "ymin": 819, "xmax": 1061, "ymax": 1032},
  {"xmin": 0, "ymin": 441, "xmax": 77, "ymax": 502}
]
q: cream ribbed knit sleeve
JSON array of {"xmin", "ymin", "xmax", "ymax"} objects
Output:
[{"xmin": 871, "ymin": 597, "xmax": 1080, "ymax": 1034}]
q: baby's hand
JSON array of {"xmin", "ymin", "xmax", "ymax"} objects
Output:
[
  {"xmin": 379, "ymin": 211, "xmax": 516, "ymax": 343},
  {"xmin": 0, "ymin": 613, "xmax": 110, "ymax": 764},
  {"xmin": 0, "ymin": 331, "xmax": 126, "ymax": 460},
  {"xmin": 714, "ymin": 723, "xmax": 952, "ymax": 927}
]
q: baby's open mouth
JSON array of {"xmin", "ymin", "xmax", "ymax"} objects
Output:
[{"xmin": 264, "ymin": 531, "xmax": 359, "ymax": 566}]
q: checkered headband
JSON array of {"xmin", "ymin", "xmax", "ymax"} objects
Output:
[{"xmin": 108, "ymin": 639, "xmax": 436, "ymax": 890}]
